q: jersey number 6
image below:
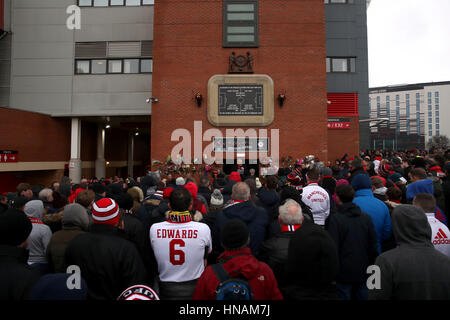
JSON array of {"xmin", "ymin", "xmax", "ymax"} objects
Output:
[{"xmin": 169, "ymin": 239, "xmax": 185, "ymax": 265}]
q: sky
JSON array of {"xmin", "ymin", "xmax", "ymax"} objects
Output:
[{"xmin": 367, "ymin": 0, "xmax": 450, "ymax": 88}]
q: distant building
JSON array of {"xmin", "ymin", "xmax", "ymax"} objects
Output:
[{"xmin": 369, "ymin": 81, "xmax": 450, "ymax": 150}]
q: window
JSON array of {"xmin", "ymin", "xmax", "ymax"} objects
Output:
[
  {"xmin": 93, "ymin": 0, "xmax": 108, "ymax": 6},
  {"xmin": 76, "ymin": 60, "xmax": 90, "ymax": 74},
  {"xmin": 91, "ymin": 60, "xmax": 107, "ymax": 74},
  {"xmin": 78, "ymin": 0, "xmax": 92, "ymax": 6},
  {"xmin": 126, "ymin": 0, "xmax": 140, "ymax": 6},
  {"xmin": 141, "ymin": 59, "xmax": 153, "ymax": 73},
  {"xmin": 326, "ymin": 57, "xmax": 356, "ymax": 73},
  {"xmin": 108, "ymin": 60, "xmax": 123, "ymax": 73},
  {"xmin": 436, "ymin": 130, "xmax": 440, "ymax": 136},
  {"xmin": 223, "ymin": 1, "xmax": 258, "ymax": 47},
  {"xmin": 124, "ymin": 59, "xmax": 140, "ymax": 73},
  {"xmin": 75, "ymin": 58, "xmax": 152, "ymax": 75},
  {"xmin": 78, "ymin": 0, "xmax": 154, "ymax": 6}
]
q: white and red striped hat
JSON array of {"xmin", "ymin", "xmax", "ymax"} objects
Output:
[{"xmin": 91, "ymin": 198, "xmax": 120, "ymax": 226}]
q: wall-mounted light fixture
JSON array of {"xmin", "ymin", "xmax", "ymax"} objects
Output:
[
  {"xmin": 146, "ymin": 97, "xmax": 159, "ymax": 103},
  {"xmin": 135, "ymin": 128, "xmax": 139, "ymax": 136},
  {"xmin": 277, "ymin": 92, "xmax": 286, "ymax": 107},
  {"xmin": 194, "ymin": 93, "xmax": 203, "ymax": 107},
  {"xmin": 105, "ymin": 116, "xmax": 111, "ymax": 129}
]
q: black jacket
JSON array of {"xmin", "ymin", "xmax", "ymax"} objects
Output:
[
  {"xmin": 198, "ymin": 187, "xmax": 212, "ymax": 205},
  {"xmin": 257, "ymin": 230, "xmax": 295, "ymax": 287},
  {"xmin": 0, "ymin": 245, "xmax": 41, "ymax": 300},
  {"xmin": 64, "ymin": 224, "xmax": 148, "ymax": 300},
  {"xmin": 327, "ymin": 202, "xmax": 378, "ymax": 283}
]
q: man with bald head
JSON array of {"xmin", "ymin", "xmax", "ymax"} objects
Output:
[
  {"xmin": 258, "ymin": 199, "xmax": 305, "ymax": 287},
  {"xmin": 213, "ymin": 182, "xmax": 269, "ymax": 256}
]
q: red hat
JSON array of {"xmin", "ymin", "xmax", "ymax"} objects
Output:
[
  {"xmin": 184, "ymin": 182, "xmax": 198, "ymax": 199},
  {"xmin": 163, "ymin": 187, "xmax": 174, "ymax": 199},
  {"xmin": 229, "ymin": 171, "xmax": 242, "ymax": 183},
  {"xmin": 91, "ymin": 198, "xmax": 120, "ymax": 226}
]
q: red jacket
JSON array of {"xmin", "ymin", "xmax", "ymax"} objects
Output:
[{"xmin": 192, "ymin": 248, "xmax": 283, "ymax": 300}]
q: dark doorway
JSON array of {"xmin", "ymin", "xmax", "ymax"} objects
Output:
[{"xmin": 222, "ymin": 159, "xmax": 259, "ymax": 177}]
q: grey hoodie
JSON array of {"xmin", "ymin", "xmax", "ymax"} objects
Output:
[
  {"xmin": 62, "ymin": 203, "xmax": 90, "ymax": 231},
  {"xmin": 24, "ymin": 200, "xmax": 52, "ymax": 264},
  {"xmin": 369, "ymin": 204, "xmax": 450, "ymax": 300}
]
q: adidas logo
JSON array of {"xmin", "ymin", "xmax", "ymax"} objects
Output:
[{"xmin": 433, "ymin": 229, "xmax": 450, "ymax": 245}]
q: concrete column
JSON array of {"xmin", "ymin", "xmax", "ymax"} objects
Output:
[
  {"xmin": 69, "ymin": 118, "xmax": 82, "ymax": 184},
  {"xmin": 127, "ymin": 131, "xmax": 134, "ymax": 178},
  {"xmin": 95, "ymin": 124, "xmax": 106, "ymax": 179}
]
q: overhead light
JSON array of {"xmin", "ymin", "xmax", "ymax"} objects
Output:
[
  {"xmin": 105, "ymin": 124, "xmax": 111, "ymax": 129},
  {"xmin": 146, "ymin": 97, "xmax": 158, "ymax": 103}
]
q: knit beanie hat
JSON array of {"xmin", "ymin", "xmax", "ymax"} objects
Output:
[
  {"xmin": 176, "ymin": 177, "xmax": 185, "ymax": 186},
  {"xmin": 351, "ymin": 174, "xmax": 372, "ymax": 191},
  {"xmin": 0, "ymin": 208, "xmax": 32, "ymax": 246},
  {"xmin": 210, "ymin": 189, "xmax": 224, "ymax": 207},
  {"xmin": 184, "ymin": 182, "xmax": 198, "ymax": 199},
  {"xmin": 221, "ymin": 219, "xmax": 249, "ymax": 250},
  {"xmin": 91, "ymin": 198, "xmax": 120, "ymax": 226},
  {"xmin": 62, "ymin": 203, "xmax": 90, "ymax": 231}
]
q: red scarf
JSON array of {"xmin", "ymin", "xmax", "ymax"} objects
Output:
[
  {"xmin": 281, "ymin": 225, "xmax": 302, "ymax": 232},
  {"xmin": 28, "ymin": 217, "xmax": 43, "ymax": 225}
]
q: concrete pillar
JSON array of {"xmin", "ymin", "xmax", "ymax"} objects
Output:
[
  {"xmin": 69, "ymin": 118, "xmax": 82, "ymax": 184},
  {"xmin": 95, "ymin": 124, "xmax": 106, "ymax": 179},
  {"xmin": 127, "ymin": 131, "xmax": 134, "ymax": 178}
]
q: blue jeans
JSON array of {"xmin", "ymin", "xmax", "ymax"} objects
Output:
[{"xmin": 336, "ymin": 282, "xmax": 368, "ymax": 300}]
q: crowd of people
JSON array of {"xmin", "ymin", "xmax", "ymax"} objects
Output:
[{"xmin": 1, "ymin": 148, "xmax": 450, "ymax": 300}]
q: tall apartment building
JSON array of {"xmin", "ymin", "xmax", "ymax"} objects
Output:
[{"xmin": 369, "ymin": 81, "xmax": 450, "ymax": 150}]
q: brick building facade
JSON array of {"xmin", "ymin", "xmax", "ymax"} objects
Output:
[{"xmin": 150, "ymin": 0, "xmax": 359, "ymax": 169}]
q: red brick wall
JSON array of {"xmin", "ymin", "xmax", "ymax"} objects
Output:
[
  {"xmin": 151, "ymin": 0, "xmax": 329, "ymax": 164},
  {"xmin": 0, "ymin": 107, "xmax": 71, "ymax": 162}
]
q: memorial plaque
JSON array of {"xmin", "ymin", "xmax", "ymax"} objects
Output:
[
  {"xmin": 213, "ymin": 137, "xmax": 269, "ymax": 153},
  {"xmin": 218, "ymin": 85, "xmax": 263, "ymax": 116}
]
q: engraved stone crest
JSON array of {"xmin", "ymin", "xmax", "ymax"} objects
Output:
[{"xmin": 228, "ymin": 52, "xmax": 254, "ymax": 74}]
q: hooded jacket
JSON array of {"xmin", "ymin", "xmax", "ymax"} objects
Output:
[
  {"xmin": 327, "ymin": 202, "xmax": 378, "ymax": 283},
  {"xmin": 192, "ymin": 248, "xmax": 283, "ymax": 300},
  {"xmin": 369, "ymin": 205, "xmax": 450, "ymax": 300},
  {"xmin": 46, "ymin": 203, "xmax": 89, "ymax": 273},
  {"xmin": 24, "ymin": 200, "xmax": 52, "ymax": 264},
  {"xmin": 214, "ymin": 201, "xmax": 268, "ymax": 256},
  {"xmin": 351, "ymin": 174, "xmax": 392, "ymax": 253}
]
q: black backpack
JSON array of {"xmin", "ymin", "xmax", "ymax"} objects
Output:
[{"xmin": 212, "ymin": 263, "xmax": 254, "ymax": 300}]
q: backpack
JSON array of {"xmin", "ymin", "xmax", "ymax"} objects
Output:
[{"xmin": 212, "ymin": 263, "xmax": 254, "ymax": 300}]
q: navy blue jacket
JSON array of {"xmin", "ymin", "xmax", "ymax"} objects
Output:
[{"xmin": 213, "ymin": 201, "xmax": 269, "ymax": 256}]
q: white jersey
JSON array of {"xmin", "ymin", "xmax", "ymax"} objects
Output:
[
  {"xmin": 301, "ymin": 183, "xmax": 330, "ymax": 226},
  {"xmin": 426, "ymin": 213, "xmax": 450, "ymax": 258},
  {"xmin": 150, "ymin": 220, "xmax": 212, "ymax": 282}
]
